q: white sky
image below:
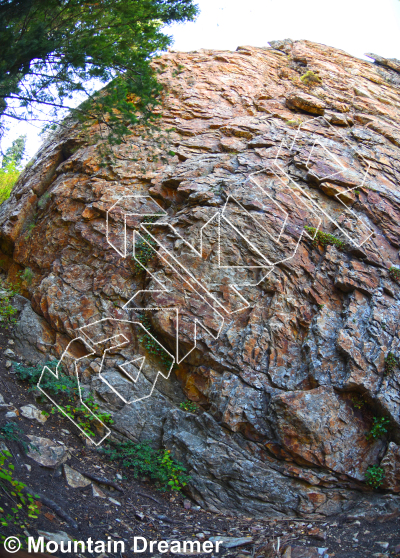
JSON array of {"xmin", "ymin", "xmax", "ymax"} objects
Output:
[{"xmin": 3, "ymin": 0, "xmax": 400, "ymax": 162}]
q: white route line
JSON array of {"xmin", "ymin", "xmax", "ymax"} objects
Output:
[{"xmin": 38, "ymin": 115, "xmax": 374, "ymax": 443}]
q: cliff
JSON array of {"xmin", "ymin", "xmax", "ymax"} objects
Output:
[{"xmin": 1, "ymin": 39, "xmax": 400, "ymax": 518}]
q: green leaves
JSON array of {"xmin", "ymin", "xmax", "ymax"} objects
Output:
[
  {"xmin": 100, "ymin": 441, "xmax": 190, "ymax": 491},
  {"xmin": 1, "ymin": 135, "xmax": 26, "ymax": 168},
  {"xmin": 0, "ymin": 0, "xmax": 199, "ymax": 142},
  {"xmin": 179, "ymin": 400, "xmax": 197, "ymax": 413},
  {"xmin": 0, "ymin": 448, "xmax": 41, "ymax": 532},
  {"xmin": 366, "ymin": 416, "xmax": 390, "ymax": 441},
  {"xmin": 365, "ymin": 465, "xmax": 385, "ymax": 489},
  {"xmin": 0, "ymin": 279, "xmax": 18, "ymax": 326}
]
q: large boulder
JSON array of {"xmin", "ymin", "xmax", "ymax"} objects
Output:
[{"xmin": 1, "ymin": 40, "xmax": 400, "ymax": 517}]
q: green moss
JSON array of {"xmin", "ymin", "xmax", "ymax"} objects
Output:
[
  {"xmin": 286, "ymin": 118, "xmax": 302, "ymax": 128},
  {"xmin": 304, "ymin": 226, "xmax": 345, "ymax": 250},
  {"xmin": 300, "ymin": 70, "xmax": 322, "ymax": 86}
]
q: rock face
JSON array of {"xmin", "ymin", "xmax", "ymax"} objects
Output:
[{"xmin": 1, "ymin": 39, "xmax": 400, "ymax": 517}]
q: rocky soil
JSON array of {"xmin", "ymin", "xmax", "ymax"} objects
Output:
[{"xmin": 1, "ymin": 38, "xmax": 400, "ymax": 524}]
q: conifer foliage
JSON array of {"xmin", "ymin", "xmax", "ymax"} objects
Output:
[{"xmin": 0, "ymin": 0, "xmax": 198, "ymax": 140}]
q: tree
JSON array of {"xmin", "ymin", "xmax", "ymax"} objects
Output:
[
  {"xmin": 0, "ymin": 0, "xmax": 198, "ymax": 143},
  {"xmin": 0, "ymin": 134, "xmax": 26, "ymax": 203},
  {"xmin": 1, "ymin": 134, "xmax": 26, "ymax": 167}
]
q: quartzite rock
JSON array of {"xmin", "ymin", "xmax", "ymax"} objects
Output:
[
  {"xmin": 64, "ymin": 464, "xmax": 91, "ymax": 488},
  {"xmin": 1, "ymin": 40, "xmax": 400, "ymax": 517},
  {"xmin": 20, "ymin": 404, "xmax": 48, "ymax": 423},
  {"xmin": 27, "ymin": 436, "xmax": 69, "ymax": 467}
]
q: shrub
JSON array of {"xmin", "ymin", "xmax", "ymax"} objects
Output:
[
  {"xmin": 0, "ymin": 422, "xmax": 32, "ymax": 453},
  {"xmin": 366, "ymin": 416, "xmax": 390, "ymax": 440},
  {"xmin": 13, "ymin": 360, "xmax": 76, "ymax": 396},
  {"xmin": 99, "ymin": 441, "xmax": 190, "ymax": 491},
  {"xmin": 365, "ymin": 465, "xmax": 384, "ymax": 489},
  {"xmin": 24, "ymin": 221, "xmax": 36, "ymax": 240},
  {"xmin": 304, "ymin": 226, "xmax": 345, "ymax": 250},
  {"xmin": 0, "ymin": 135, "xmax": 26, "ymax": 205},
  {"xmin": 37, "ymin": 192, "xmax": 51, "ymax": 209},
  {"xmin": 14, "ymin": 361, "xmax": 113, "ymax": 437},
  {"xmin": 46, "ymin": 395, "xmax": 114, "ymax": 438}
]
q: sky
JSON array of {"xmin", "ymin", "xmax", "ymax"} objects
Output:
[{"xmin": 3, "ymin": 0, "xmax": 400, "ymax": 162}]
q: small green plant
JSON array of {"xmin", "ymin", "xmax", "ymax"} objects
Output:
[
  {"xmin": 0, "ymin": 279, "xmax": 19, "ymax": 328},
  {"xmin": 304, "ymin": 226, "xmax": 345, "ymax": 251},
  {"xmin": 137, "ymin": 312, "xmax": 174, "ymax": 370},
  {"xmin": 0, "ymin": 422, "xmax": 32, "ymax": 453},
  {"xmin": 49, "ymin": 395, "xmax": 113, "ymax": 438},
  {"xmin": 172, "ymin": 64, "xmax": 185, "ymax": 77},
  {"xmin": 99, "ymin": 441, "xmax": 190, "ymax": 491},
  {"xmin": 300, "ymin": 70, "xmax": 322, "ymax": 86},
  {"xmin": 389, "ymin": 266, "xmax": 400, "ymax": 284},
  {"xmin": 351, "ymin": 394, "xmax": 366, "ymax": 409},
  {"xmin": 366, "ymin": 416, "xmax": 390, "ymax": 440},
  {"xmin": 18, "ymin": 267, "xmax": 34, "ymax": 286},
  {"xmin": 13, "ymin": 360, "xmax": 76, "ymax": 396},
  {"xmin": 24, "ymin": 221, "xmax": 36, "ymax": 240},
  {"xmin": 179, "ymin": 400, "xmax": 197, "ymax": 413},
  {"xmin": 132, "ymin": 215, "xmax": 163, "ymax": 273},
  {"xmin": 365, "ymin": 465, "xmax": 384, "ymax": 489},
  {"xmin": 384, "ymin": 352, "xmax": 398, "ymax": 376},
  {"xmin": 0, "ymin": 448, "xmax": 40, "ymax": 534},
  {"xmin": 317, "ymin": 303, "xmax": 325, "ymax": 309},
  {"xmin": 37, "ymin": 192, "xmax": 51, "ymax": 209},
  {"xmin": 354, "ymin": 189, "xmax": 360, "ymax": 195}
]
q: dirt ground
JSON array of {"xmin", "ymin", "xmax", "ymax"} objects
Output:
[{"xmin": 1, "ymin": 326, "xmax": 400, "ymax": 558}]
